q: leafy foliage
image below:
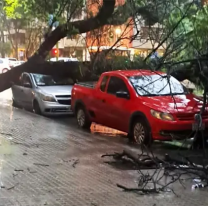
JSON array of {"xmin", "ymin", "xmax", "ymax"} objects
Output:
[{"xmin": 0, "ymin": 42, "xmax": 12, "ymax": 56}]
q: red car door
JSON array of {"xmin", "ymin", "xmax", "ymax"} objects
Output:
[
  {"xmin": 90, "ymin": 75, "xmax": 110, "ymax": 125},
  {"xmin": 102, "ymin": 76, "xmax": 131, "ymax": 133}
]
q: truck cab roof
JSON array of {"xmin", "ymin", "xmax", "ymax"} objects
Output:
[{"xmin": 103, "ymin": 70, "xmax": 165, "ymax": 77}]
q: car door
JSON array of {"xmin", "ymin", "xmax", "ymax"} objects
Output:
[
  {"xmin": 20, "ymin": 74, "xmax": 34, "ymax": 109},
  {"xmin": 103, "ymin": 76, "xmax": 131, "ymax": 132},
  {"xmin": 11, "ymin": 73, "xmax": 25, "ymax": 105},
  {"xmin": 88, "ymin": 75, "xmax": 110, "ymax": 124}
]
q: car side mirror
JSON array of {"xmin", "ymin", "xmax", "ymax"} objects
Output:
[
  {"xmin": 116, "ymin": 91, "xmax": 130, "ymax": 99},
  {"xmin": 23, "ymin": 82, "xmax": 31, "ymax": 88}
]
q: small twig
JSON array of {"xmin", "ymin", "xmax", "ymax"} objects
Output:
[
  {"xmin": 11, "ymin": 141, "xmax": 31, "ymax": 148},
  {"xmin": 14, "ymin": 169, "xmax": 24, "ymax": 172},
  {"xmin": 72, "ymin": 159, "xmax": 79, "ymax": 168},
  {"xmin": 0, "ymin": 132, "xmax": 12, "ymax": 136},
  {"xmin": 117, "ymin": 184, "xmax": 160, "ymax": 194},
  {"xmin": 7, "ymin": 183, "xmax": 19, "ymax": 190},
  {"xmin": 33, "ymin": 163, "xmax": 49, "ymax": 167}
]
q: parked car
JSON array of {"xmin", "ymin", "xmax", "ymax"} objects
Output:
[
  {"xmin": 12, "ymin": 72, "xmax": 73, "ymax": 116},
  {"xmin": 50, "ymin": 57, "xmax": 78, "ymax": 62},
  {"xmin": 0, "ymin": 58, "xmax": 11, "ymax": 73},
  {"xmin": 6, "ymin": 58, "xmax": 22, "ymax": 68},
  {"xmin": 71, "ymin": 70, "xmax": 208, "ymax": 145}
]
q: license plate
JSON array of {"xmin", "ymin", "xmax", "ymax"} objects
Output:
[{"xmin": 192, "ymin": 122, "xmax": 205, "ymax": 131}]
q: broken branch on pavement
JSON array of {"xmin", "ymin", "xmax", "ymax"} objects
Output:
[{"xmin": 102, "ymin": 148, "xmax": 208, "ymax": 195}]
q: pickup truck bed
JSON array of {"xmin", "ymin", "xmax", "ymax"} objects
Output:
[{"xmin": 76, "ymin": 81, "xmax": 97, "ymax": 88}]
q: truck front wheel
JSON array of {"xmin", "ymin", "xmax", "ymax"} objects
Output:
[
  {"xmin": 76, "ymin": 106, "xmax": 92, "ymax": 130},
  {"xmin": 129, "ymin": 117, "xmax": 152, "ymax": 147}
]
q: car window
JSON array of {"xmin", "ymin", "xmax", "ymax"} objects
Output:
[
  {"xmin": 100, "ymin": 75, "xmax": 109, "ymax": 92},
  {"xmin": 22, "ymin": 74, "xmax": 32, "ymax": 87},
  {"xmin": 107, "ymin": 76, "xmax": 128, "ymax": 95},
  {"xmin": 8, "ymin": 58, "xmax": 16, "ymax": 61},
  {"xmin": 0, "ymin": 60, "xmax": 3, "ymax": 64}
]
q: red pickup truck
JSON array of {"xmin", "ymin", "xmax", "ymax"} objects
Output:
[{"xmin": 71, "ymin": 70, "xmax": 208, "ymax": 145}]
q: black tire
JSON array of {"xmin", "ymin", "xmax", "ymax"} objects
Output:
[
  {"xmin": 2, "ymin": 68, "xmax": 8, "ymax": 73},
  {"xmin": 128, "ymin": 117, "xmax": 152, "ymax": 146},
  {"xmin": 33, "ymin": 100, "xmax": 42, "ymax": 115},
  {"xmin": 76, "ymin": 105, "xmax": 92, "ymax": 129}
]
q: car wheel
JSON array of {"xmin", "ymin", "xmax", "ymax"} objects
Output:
[
  {"xmin": 33, "ymin": 101, "xmax": 42, "ymax": 115},
  {"xmin": 2, "ymin": 68, "xmax": 8, "ymax": 73},
  {"xmin": 76, "ymin": 106, "xmax": 91, "ymax": 129},
  {"xmin": 129, "ymin": 117, "xmax": 152, "ymax": 146}
]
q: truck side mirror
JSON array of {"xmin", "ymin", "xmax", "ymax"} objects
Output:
[{"xmin": 116, "ymin": 91, "xmax": 130, "ymax": 99}]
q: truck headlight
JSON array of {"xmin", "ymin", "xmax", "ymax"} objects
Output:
[
  {"xmin": 150, "ymin": 109, "xmax": 174, "ymax": 121},
  {"xmin": 41, "ymin": 93, "xmax": 56, "ymax": 102}
]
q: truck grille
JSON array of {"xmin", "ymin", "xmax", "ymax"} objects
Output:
[
  {"xmin": 176, "ymin": 113, "xmax": 208, "ymax": 121},
  {"xmin": 55, "ymin": 95, "xmax": 71, "ymax": 105}
]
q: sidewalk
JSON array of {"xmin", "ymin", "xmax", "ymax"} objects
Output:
[{"xmin": 0, "ymin": 104, "xmax": 207, "ymax": 206}]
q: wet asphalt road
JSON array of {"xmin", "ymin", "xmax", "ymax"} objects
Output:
[
  {"xmin": 0, "ymin": 89, "xmax": 194, "ymax": 155},
  {"xmin": 0, "ymin": 89, "xmax": 208, "ymax": 205}
]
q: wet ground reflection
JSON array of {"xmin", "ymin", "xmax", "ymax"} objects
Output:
[{"xmin": 90, "ymin": 123, "xmax": 127, "ymax": 137}]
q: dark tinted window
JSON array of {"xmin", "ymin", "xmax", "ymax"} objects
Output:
[
  {"xmin": 100, "ymin": 75, "xmax": 109, "ymax": 92},
  {"xmin": 22, "ymin": 74, "xmax": 32, "ymax": 86},
  {"xmin": 107, "ymin": 76, "xmax": 128, "ymax": 95}
]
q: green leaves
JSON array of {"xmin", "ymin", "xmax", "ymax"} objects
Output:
[{"xmin": 3, "ymin": 0, "xmax": 22, "ymax": 18}]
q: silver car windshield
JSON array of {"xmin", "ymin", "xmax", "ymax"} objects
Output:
[
  {"xmin": 33, "ymin": 74, "xmax": 74, "ymax": 86},
  {"xmin": 129, "ymin": 74, "xmax": 188, "ymax": 96}
]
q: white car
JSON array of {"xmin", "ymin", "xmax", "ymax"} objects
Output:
[
  {"xmin": 12, "ymin": 72, "xmax": 74, "ymax": 116},
  {"xmin": 6, "ymin": 58, "xmax": 22, "ymax": 67},
  {"xmin": 0, "ymin": 58, "xmax": 11, "ymax": 73},
  {"xmin": 49, "ymin": 57, "xmax": 78, "ymax": 62}
]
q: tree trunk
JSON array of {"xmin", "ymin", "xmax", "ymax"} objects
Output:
[{"xmin": 0, "ymin": 30, "xmax": 5, "ymax": 58}]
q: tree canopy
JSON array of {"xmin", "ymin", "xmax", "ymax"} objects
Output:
[{"xmin": 0, "ymin": 0, "xmax": 208, "ymax": 93}]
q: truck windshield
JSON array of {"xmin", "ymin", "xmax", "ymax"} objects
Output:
[
  {"xmin": 129, "ymin": 74, "xmax": 188, "ymax": 96},
  {"xmin": 33, "ymin": 74, "xmax": 74, "ymax": 86}
]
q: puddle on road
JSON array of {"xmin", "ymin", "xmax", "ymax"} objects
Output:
[
  {"xmin": 0, "ymin": 136, "xmax": 13, "ymax": 155},
  {"xmin": 0, "ymin": 137, "xmax": 12, "ymax": 189},
  {"xmin": 90, "ymin": 123, "xmax": 127, "ymax": 137}
]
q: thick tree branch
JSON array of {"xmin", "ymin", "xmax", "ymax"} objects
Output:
[
  {"xmin": 0, "ymin": 0, "xmax": 116, "ymax": 92},
  {"xmin": 36, "ymin": 0, "xmax": 116, "ymax": 58}
]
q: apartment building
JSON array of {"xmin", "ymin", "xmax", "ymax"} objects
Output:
[{"xmin": 86, "ymin": 0, "xmax": 134, "ymax": 60}]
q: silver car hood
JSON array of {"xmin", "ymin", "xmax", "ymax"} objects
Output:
[{"xmin": 38, "ymin": 85, "xmax": 73, "ymax": 96}]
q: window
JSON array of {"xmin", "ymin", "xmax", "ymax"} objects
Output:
[
  {"xmin": 22, "ymin": 74, "xmax": 32, "ymax": 87},
  {"xmin": 33, "ymin": 74, "xmax": 74, "ymax": 86},
  {"xmin": 0, "ymin": 60, "xmax": 3, "ymax": 64},
  {"xmin": 129, "ymin": 74, "xmax": 188, "ymax": 96},
  {"xmin": 107, "ymin": 76, "xmax": 128, "ymax": 95},
  {"xmin": 100, "ymin": 76, "xmax": 109, "ymax": 92}
]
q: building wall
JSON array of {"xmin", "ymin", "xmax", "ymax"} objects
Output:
[{"xmin": 86, "ymin": 0, "xmax": 133, "ymax": 51}]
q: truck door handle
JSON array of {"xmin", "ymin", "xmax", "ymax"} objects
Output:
[{"xmin": 102, "ymin": 99, "xmax": 105, "ymax": 103}]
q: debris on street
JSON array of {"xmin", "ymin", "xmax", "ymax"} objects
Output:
[{"xmin": 33, "ymin": 163, "xmax": 49, "ymax": 167}]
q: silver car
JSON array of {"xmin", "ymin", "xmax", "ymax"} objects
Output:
[{"xmin": 11, "ymin": 72, "xmax": 73, "ymax": 116}]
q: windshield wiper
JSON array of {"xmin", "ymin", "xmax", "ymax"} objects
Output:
[
  {"xmin": 134, "ymin": 86, "xmax": 152, "ymax": 95},
  {"xmin": 142, "ymin": 92, "xmax": 186, "ymax": 97}
]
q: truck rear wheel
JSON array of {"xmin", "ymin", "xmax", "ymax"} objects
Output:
[
  {"xmin": 129, "ymin": 117, "xmax": 152, "ymax": 147},
  {"xmin": 76, "ymin": 106, "xmax": 92, "ymax": 129}
]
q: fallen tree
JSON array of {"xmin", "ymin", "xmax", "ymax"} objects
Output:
[
  {"xmin": 0, "ymin": 0, "xmax": 117, "ymax": 92},
  {"xmin": 0, "ymin": 0, "xmax": 207, "ymax": 93}
]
